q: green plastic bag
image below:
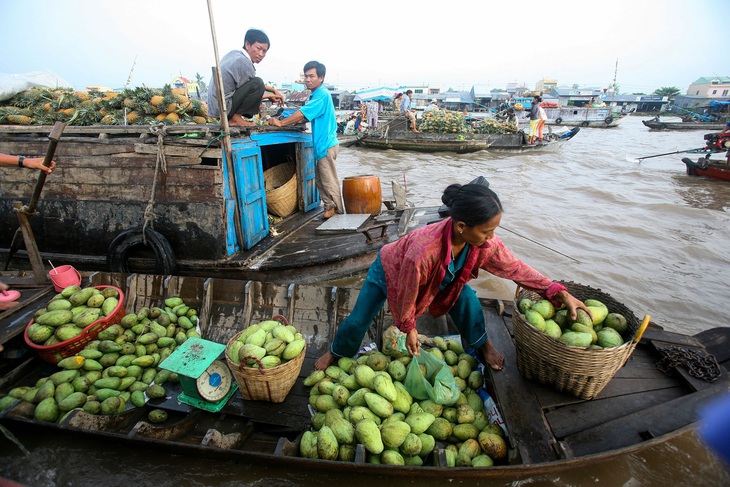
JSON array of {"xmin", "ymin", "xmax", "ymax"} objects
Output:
[{"xmin": 404, "ymin": 351, "xmax": 460, "ymax": 406}]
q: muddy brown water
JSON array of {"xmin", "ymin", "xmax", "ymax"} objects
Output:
[{"xmin": 2, "ymin": 116, "xmax": 729, "ymax": 486}]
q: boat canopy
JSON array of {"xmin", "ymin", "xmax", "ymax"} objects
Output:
[{"xmin": 354, "ymin": 86, "xmax": 406, "ymax": 102}]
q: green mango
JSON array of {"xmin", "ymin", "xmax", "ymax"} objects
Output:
[
  {"xmin": 355, "ymin": 418, "xmax": 384, "ymax": 454},
  {"xmin": 34, "ymin": 397, "xmax": 60, "ymax": 422}
]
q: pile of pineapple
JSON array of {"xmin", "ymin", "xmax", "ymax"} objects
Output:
[
  {"xmin": 471, "ymin": 118, "xmax": 518, "ymax": 135},
  {"xmin": 418, "ymin": 110, "xmax": 518, "ymax": 136},
  {"xmin": 419, "ymin": 110, "xmax": 470, "ymax": 134},
  {"xmin": 0, "ymin": 85, "xmax": 216, "ymax": 126}
]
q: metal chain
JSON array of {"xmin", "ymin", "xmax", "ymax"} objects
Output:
[{"xmin": 656, "ymin": 345, "xmax": 722, "ymax": 382}]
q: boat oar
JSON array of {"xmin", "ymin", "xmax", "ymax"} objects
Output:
[
  {"xmin": 4, "ymin": 122, "xmax": 65, "ymax": 271},
  {"xmin": 633, "ymin": 147, "xmax": 706, "ymax": 163}
]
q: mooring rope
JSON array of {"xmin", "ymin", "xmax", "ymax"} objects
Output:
[{"xmin": 142, "ymin": 124, "xmax": 168, "ymax": 243}]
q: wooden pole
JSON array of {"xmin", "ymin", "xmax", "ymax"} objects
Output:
[
  {"xmin": 4, "ymin": 122, "xmax": 66, "ymax": 276},
  {"xmin": 206, "ymin": 0, "xmax": 245, "ymax": 251}
]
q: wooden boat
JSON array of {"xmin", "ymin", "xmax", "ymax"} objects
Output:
[
  {"xmin": 1, "ymin": 271, "xmax": 728, "ymax": 479},
  {"xmin": 337, "ymin": 133, "xmax": 362, "ymax": 147},
  {"xmin": 643, "ymin": 120, "xmax": 727, "ymax": 131},
  {"xmin": 540, "ymin": 107, "xmax": 626, "ymax": 128},
  {"xmin": 357, "ymin": 118, "xmax": 580, "ymax": 154},
  {"xmin": 0, "ymin": 124, "xmax": 439, "ymax": 283},
  {"xmin": 682, "ymin": 157, "xmax": 730, "ymax": 181}
]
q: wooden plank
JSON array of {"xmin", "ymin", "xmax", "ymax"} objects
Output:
[
  {"xmin": 134, "ymin": 143, "xmax": 222, "ymax": 159},
  {"xmin": 535, "ymin": 375, "xmax": 679, "ymax": 410},
  {"xmin": 563, "ymin": 381, "xmax": 730, "ymax": 456},
  {"xmin": 489, "ymin": 311, "xmax": 559, "ymax": 463},
  {"xmin": 546, "ymin": 387, "xmax": 685, "ymax": 438},
  {"xmin": 640, "ymin": 328, "xmax": 704, "ymax": 348}
]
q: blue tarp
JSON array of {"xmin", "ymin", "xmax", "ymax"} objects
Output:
[{"xmin": 710, "ymin": 100, "xmax": 730, "ymax": 106}]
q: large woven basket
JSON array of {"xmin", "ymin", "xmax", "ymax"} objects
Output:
[
  {"xmin": 225, "ymin": 327, "xmax": 305, "ymax": 403},
  {"xmin": 513, "ymin": 281, "xmax": 640, "ymax": 400},
  {"xmin": 264, "ymin": 162, "xmax": 297, "ymax": 218}
]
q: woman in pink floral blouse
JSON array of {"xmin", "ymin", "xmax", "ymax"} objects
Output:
[{"xmin": 314, "ymin": 182, "xmax": 589, "ymax": 371}]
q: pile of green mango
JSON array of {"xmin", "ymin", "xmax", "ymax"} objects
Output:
[
  {"xmin": 226, "ymin": 320, "xmax": 306, "ymax": 369},
  {"xmin": 27, "ymin": 285, "xmax": 121, "ymax": 345},
  {"xmin": 299, "ymin": 337, "xmax": 508, "ymax": 467},
  {"xmin": 0, "ymin": 293, "xmax": 200, "ymax": 425},
  {"xmin": 518, "ymin": 297, "xmax": 629, "ymax": 349}
]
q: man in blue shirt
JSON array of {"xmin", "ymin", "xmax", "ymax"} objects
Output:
[
  {"xmin": 269, "ymin": 61, "xmax": 343, "ymax": 219},
  {"xmin": 400, "ymin": 90, "xmax": 420, "ymax": 132}
]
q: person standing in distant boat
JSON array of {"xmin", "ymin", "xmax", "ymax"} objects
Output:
[
  {"xmin": 537, "ymin": 102, "xmax": 548, "ymax": 141},
  {"xmin": 366, "ymin": 100, "xmax": 380, "ymax": 129},
  {"xmin": 527, "ymin": 95, "xmax": 542, "ymax": 144},
  {"xmin": 400, "ymin": 90, "xmax": 420, "ymax": 132}
]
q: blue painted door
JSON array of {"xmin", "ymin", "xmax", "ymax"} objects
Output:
[
  {"xmin": 231, "ymin": 141, "xmax": 268, "ymax": 250},
  {"xmin": 299, "ymin": 136, "xmax": 319, "ymax": 212}
]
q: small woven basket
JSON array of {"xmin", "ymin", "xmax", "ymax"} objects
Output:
[
  {"xmin": 513, "ymin": 281, "xmax": 640, "ymax": 400},
  {"xmin": 224, "ymin": 316, "xmax": 305, "ymax": 403},
  {"xmin": 264, "ymin": 162, "xmax": 297, "ymax": 218}
]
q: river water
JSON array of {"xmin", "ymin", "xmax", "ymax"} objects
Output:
[{"xmin": 2, "ymin": 116, "xmax": 729, "ymax": 486}]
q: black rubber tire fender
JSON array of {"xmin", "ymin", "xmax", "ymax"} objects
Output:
[
  {"xmin": 659, "ymin": 123, "xmax": 667, "ymax": 129},
  {"xmin": 581, "ymin": 121, "xmax": 589, "ymax": 127},
  {"xmin": 604, "ymin": 116, "xmax": 614, "ymax": 124},
  {"xmin": 107, "ymin": 227, "xmax": 177, "ymax": 275},
  {"xmin": 554, "ymin": 117, "xmax": 563, "ymax": 124}
]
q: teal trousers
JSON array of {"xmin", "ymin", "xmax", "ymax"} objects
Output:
[{"xmin": 329, "ymin": 255, "xmax": 488, "ymax": 359}]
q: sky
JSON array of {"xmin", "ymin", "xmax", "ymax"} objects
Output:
[{"xmin": 1, "ymin": 0, "xmax": 729, "ymax": 96}]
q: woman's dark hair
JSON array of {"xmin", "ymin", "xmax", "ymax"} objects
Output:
[{"xmin": 441, "ymin": 183, "xmax": 502, "ymax": 227}]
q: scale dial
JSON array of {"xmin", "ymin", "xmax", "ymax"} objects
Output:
[{"xmin": 196, "ymin": 360, "xmax": 233, "ymax": 402}]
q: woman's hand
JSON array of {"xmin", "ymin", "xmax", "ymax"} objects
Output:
[
  {"xmin": 556, "ymin": 290, "xmax": 593, "ymax": 322},
  {"xmin": 406, "ymin": 328, "xmax": 420, "ymax": 356}
]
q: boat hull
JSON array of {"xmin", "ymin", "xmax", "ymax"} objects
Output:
[
  {"xmin": 358, "ymin": 128, "xmax": 579, "ymax": 154},
  {"xmin": 0, "ymin": 124, "xmax": 439, "ymax": 283},
  {"xmin": 542, "ymin": 108, "xmax": 626, "ymax": 127},
  {"xmin": 1, "ymin": 271, "xmax": 728, "ymax": 481},
  {"xmin": 682, "ymin": 157, "xmax": 730, "ymax": 181},
  {"xmin": 643, "ymin": 120, "xmax": 726, "ymax": 130}
]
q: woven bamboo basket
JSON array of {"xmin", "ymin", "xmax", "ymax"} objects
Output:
[
  {"xmin": 512, "ymin": 281, "xmax": 640, "ymax": 400},
  {"xmin": 224, "ymin": 327, "xmax": 305, "ymax": 403},
  {"xmin": 264, "ymin": 162, "xmax": 297, "ymax": 218}
]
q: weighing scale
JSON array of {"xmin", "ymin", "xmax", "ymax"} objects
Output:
[{"xmin": 158, "ymin": 337, "xmax": 237, "ymax": 412}]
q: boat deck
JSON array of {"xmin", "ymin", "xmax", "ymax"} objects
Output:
[{"xmin": 1, "ymin": 272, "xmax": 729, "ymax": 474}]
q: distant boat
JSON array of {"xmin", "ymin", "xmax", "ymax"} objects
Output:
[
  {"xmin": 682, "ymin": 157, "xmax": 730, "ymax": 181},
  {"xmin": 643, "ymin": 119, "xmax": 726, "ymax": 131},
  {"xmin": 539, "ymin": 107, "xmax": 627, "ymax": 128},
  {"xmin": 357, "ymin": 118, "xmax": 580, "ymax": 154}
]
